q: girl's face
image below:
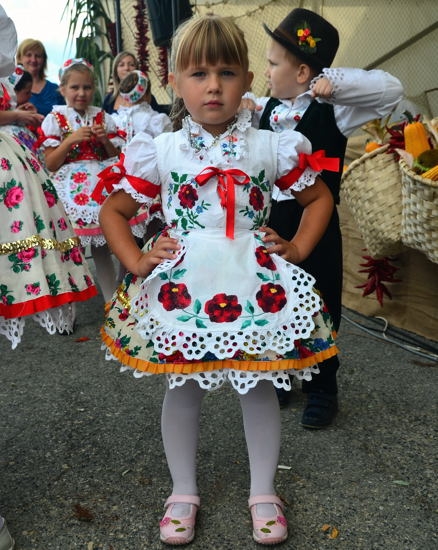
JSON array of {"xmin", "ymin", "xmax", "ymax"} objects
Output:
[
  {"xmin": 265, "ymin": 40, "xmax": 302, "ymax": 100},
  {"xmin": 116, "ymin": 55, "xmax": 137, "ymax": 81},
  {"xmin": 60, "ymin": 70, "xmax": 94, "ymax": 114},
  {"xmin": 15, "ymin": 82, "xmax": 32, "ymax": 106},
  {"xmin": 20, "ymin": 49, "xmax": 44, "ymax": 79},
  {"xmin": 170, "ymin": 60, "xmax": 253, "ymax": 135}
]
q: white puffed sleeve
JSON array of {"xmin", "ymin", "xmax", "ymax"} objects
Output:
[
  {"xmin": 40, "ymin": 112, "xmax": 62, "ymax": 148},
  {"xmin": 104, "ymin": 111, "xmax": 125, "ymax": 149},
  {"xmin": 275, "ymin": 129, "xmax": 320, "ymax": 195},
  {"xmin": 144, "ymin": 110, "xmax": 172, "ymax": 138},
  {"xmin": 112, "ymin": 131, "xmax": 160, "ymax": 204}
]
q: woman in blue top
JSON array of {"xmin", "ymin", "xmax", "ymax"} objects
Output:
[{"xmin": 16, "ymin": 38, "xmax": 65, "ymax": 116}]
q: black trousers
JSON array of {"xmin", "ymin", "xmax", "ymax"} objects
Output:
[{"xmin": 268, "ymin": 199, "xmax": 342, "ymax": 395}]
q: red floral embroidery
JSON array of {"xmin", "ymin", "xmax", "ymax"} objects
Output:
[
  {"xmin": 158, "ymin": 282, "xmax": 192, "ymax": 311},
  {"xmin": 255, "ymin": 246, "xmax": 277, "ymax": 271},
  {"xmin": 204, "ymin": 293, "xmax": 242, "ymax": 323},
  {"xmin": 178, "ymin": 183, "xmax": 198, "ymax": 208},
  {"xmin": 73, "ymin": 171, "xmax": 88, "ymax": 183},
  {"xmin": 256, "ymin": 283, "xmax": 287, "ymax": 313},
  {"xmin": 73, "ymin": 193, "xmax": 90, "ymax": 206},
  {"xmin": 248, "ymin": 186, "xmax": 264, "ymax": 211}
]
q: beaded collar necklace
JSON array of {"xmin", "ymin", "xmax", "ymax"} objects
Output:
[{"xmin": 185, "ymin": 117, "xmax": 238, "ymax": 155}]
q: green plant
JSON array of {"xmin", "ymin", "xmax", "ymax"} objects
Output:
[{"xmin": 62, "ymin": 0, "xmax": 117, "ymax": 106}]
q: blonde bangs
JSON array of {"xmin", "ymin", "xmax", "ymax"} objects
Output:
[{"xmin": 172, "ymin": 15, "xmax": 248, "ymax": 72}]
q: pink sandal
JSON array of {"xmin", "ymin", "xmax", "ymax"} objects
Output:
[
  {"xmin": 159, "ymin": 494, "xmax": 200, "ymax": 546},
  {"xmin": 248, "ymin": 495, "xmax": 288, "ymax": 545}
]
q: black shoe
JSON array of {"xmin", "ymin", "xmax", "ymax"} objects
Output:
[
  {"xmin": 275, "ymin": 387, "xmax": 292, "ymax": 408},
  {"xmin": 301, "ymin": 391, "xmax": 338, "ymax": 429}
]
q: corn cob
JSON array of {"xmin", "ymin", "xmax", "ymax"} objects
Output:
[{"xmin": 421, "ymin": 165, "xmax": 438, "ymax": 180}]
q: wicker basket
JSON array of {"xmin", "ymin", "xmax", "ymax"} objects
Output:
[
  {"xmin": 341, "ymin": 144, "xmax": 404, "ymax": 257},
  {"xmin": 399, "ymin": 158, "xmax": 438, "ymax": 264}
]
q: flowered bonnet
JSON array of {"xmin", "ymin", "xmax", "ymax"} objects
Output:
[
  {"xmin": 119, "ymin": 70, "xmax": 150, "ymax": 105},
  {"xmin": 59, "ymin": 58, "xmax": 94, "ymax": 80}
]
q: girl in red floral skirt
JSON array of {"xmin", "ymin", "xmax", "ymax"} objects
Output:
[{"xmin": 39, "ymin": 59, "xmax": 148, "ymax": 303}]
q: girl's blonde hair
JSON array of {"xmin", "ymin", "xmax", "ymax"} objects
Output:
[
  {"xmin": 16, "ymin": 39, "xmax": 48, "ymax": 80},
  {"xmin": 170, "ymin": 14, "xmax": 249, "ymax": 129},
  {"xmin": 111, "ymin": 51, "xmax": 139, "ymax": 98},
  {"xmin": 59, "ymin": 62, "xmax": 95, "ymax": 88}
]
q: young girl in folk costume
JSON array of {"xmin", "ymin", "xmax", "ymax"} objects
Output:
[
  {"xmin": 96, "ymin": 14, "xmax": 339, "ymax": 546},
  {"xmin": 112, "ymin": 70, "xmax": 172, "ymax": 145},
  {"xmin": 39, "ymin": 59, "xmax": 147, "ymax": 303}
]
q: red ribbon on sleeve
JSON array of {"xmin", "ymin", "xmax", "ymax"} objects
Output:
[
  {"xmin": 195, "ymin": 166, "xmax": 250, "ymax": 239},
  {"xmin": 91, "ymin": 153, "xmax": 160, "ymax": 204},
  {"xmin": 276, "ymin": 149, "xmax": 340, "ymax": 190}
]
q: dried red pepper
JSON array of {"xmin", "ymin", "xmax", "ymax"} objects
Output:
[{"xmin": 356, "ymin": 255, "xmax": 401, "ymax": 306}]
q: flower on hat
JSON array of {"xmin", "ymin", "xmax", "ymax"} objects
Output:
[{"xmin": 295, "ymin": 22, "xmax": 320, "ymax": 54}]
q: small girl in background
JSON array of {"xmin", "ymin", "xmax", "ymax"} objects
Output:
[
  {"xmin": 39, "ymin": 58, "xmax": 147, "ymax": 303},
  {"xmin": 112, "ymin": 70, "xmax": 172, "ymax": 145},
  {"xmin": 97, "ymin": 13, "xmax": 338, "ymax": 546},
  {"xmin": 102, "ymin": 50, "xmax": 138, "ymax": 114},
  {"xmin": 0, "ymin": 65, "xmax": 44, "ymax": 154}
]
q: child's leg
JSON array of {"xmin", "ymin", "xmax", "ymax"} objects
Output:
[
  {"xmin": 161, "ymin": 380, "xmax": 205, "ymax": 507},
  {"xmin": 90, "ymin": 244, "xmax": 116, "ymax": 303},
  {"xmin": 239, "ymin": 380, "xmax": 281, "ymax": 516}
]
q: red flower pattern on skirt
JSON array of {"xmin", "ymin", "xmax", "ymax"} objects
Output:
[
  {"xmin": 255, "ymin": 246, "xmax": 277, "ymax": 271},
  {"xmin": 256, "ymin": 283, "xmax": 287, "ymax": 313},
  {"xmin": 158, "ymin": 282, "xmax": 192, "ymax": 311},
  {"xmin": 204, "ymin": 293, "xmax": 242, "ymax": 323}
]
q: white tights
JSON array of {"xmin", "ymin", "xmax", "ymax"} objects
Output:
[
  {"xmin": 91, "ymin": 244, "xmax": 117, "ymax": 303},
  {"xmin": 161, "ymin": 380, "xmax": 281, "ymax": 516}
]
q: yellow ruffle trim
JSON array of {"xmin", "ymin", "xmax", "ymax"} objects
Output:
[{"xmin": 100, "ymin": 326, "xmax": 339, "ymax": 375}]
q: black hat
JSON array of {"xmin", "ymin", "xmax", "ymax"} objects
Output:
[{"xmin": 263, "ymin": 8, "xmax": 339, "ymax": 72}]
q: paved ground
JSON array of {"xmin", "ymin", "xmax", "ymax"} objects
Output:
[{"xmin": 1, "ymin": 289, "xmax": 437, "ymax": 550}]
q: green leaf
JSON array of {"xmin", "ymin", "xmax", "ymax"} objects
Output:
[
  {"xmin": 177, "ymin": 315, "xmax": 192, "ymax": 322},
  {"xmin": 254, "ymin": 319, "xmax": 269, "ymax": 326},
  {"xmin": 241, "ymin": 320, "xmax": 251, "ymax": 329},
  {"xmin": 193, "ymin": 299, "xmax": 201, "ymax": 314},
  {"xmin": 196, "ymin": 318, "xmax": 207, "ymax": 329},
  {"xmin": 172, "ymin": 269, "xmax": 187, "ymax": 279},
  {"xmin": 245, "ymin": 300, "xmax": 255, "ymax": 314}
]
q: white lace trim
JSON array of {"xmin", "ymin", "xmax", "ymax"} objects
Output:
[
  {"xmin": 0, "ymin": 304, "xmax": 75, "ymax": 349},
  {"xmin": 292, "ymin": 166, "xmax": 320, "ymax": 192},
  {"xmin": 311, "ymin": 68, "xmax": 346, "ymax": 102},
  {"xmin": 115, "ymin": 363, "xmax": 320, "ymax": 394}
]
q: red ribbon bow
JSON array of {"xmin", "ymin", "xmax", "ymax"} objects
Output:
[
  {"xmin": 0, "ymin": 84, "xmax": 11, "ymax": 111},
  {"xmin": 195, "ymin": 166, "xmax": 250, "ymax": 239},
  {"xmin": 91, "ymin": 153, "xmax": 160, "ymax": 204},
  {"xmin": 276, "ymin": 149, "xmax": 340, "ymax": 190}
]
